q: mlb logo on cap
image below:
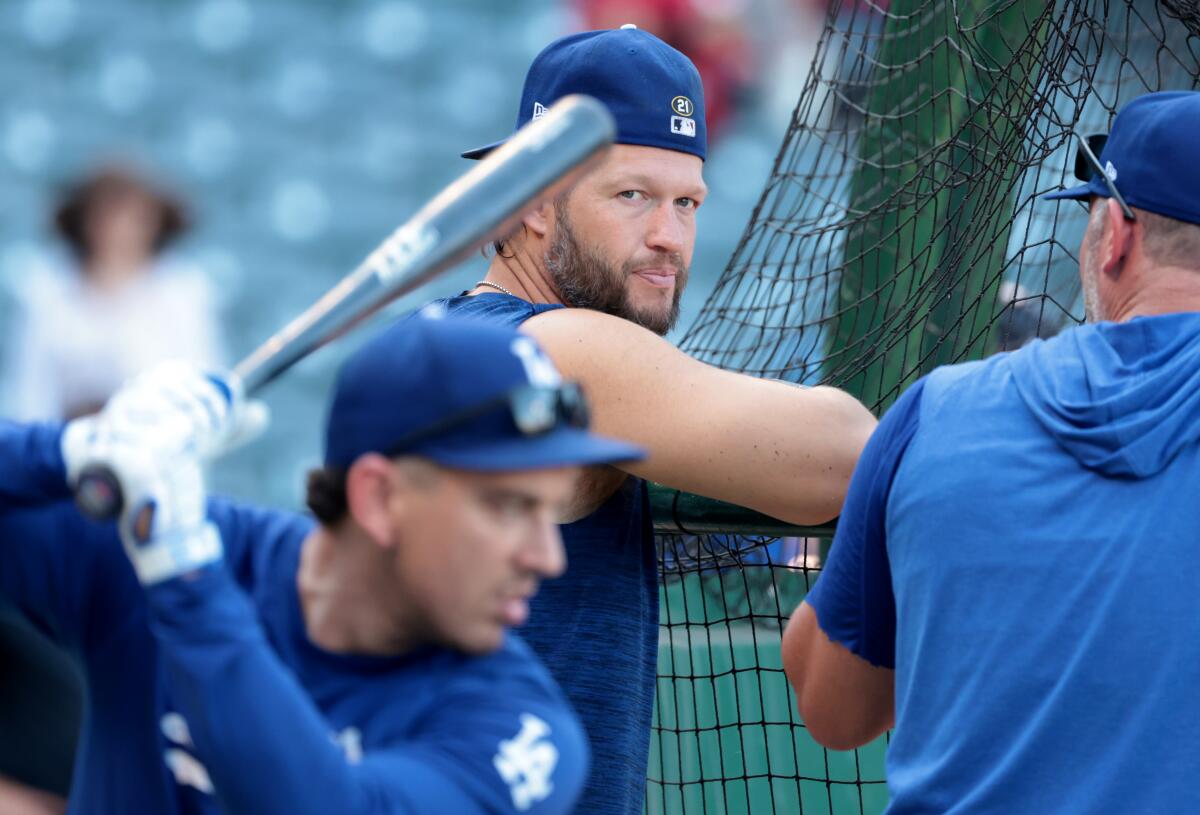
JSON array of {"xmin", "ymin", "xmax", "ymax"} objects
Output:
[{"xmin": 671, "ymin": 116, "xmax": 696, "ymax": 138}]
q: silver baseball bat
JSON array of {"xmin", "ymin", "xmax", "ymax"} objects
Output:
[{"xmin": 74, "ymin": 94, "xmax": 615, "ymax": 519}]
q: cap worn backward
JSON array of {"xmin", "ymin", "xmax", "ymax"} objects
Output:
[
  {"xmin": 462, "ymin": 26, "xmax": 707, "ymax": 162},
  {"xmin": 1044, "ymin": 91, "xmax": 1200, "ymax": 226},
  {"xmin": 323, "ymin": 315, "xmax": 644, "ymax": 471}
]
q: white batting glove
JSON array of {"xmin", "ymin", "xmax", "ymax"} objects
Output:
[
  {"xmin": 105, "ymin": 435, "xmax": 220, "ymax": 585},
  {"xmin": 62, "ymin": 362, "xmax": 268, "ymax": 484},
  {"xmin": 61, "ymin": 363, "xmax": 268, "ymax": 584},
  {"xmin": 100, "ymin": 361, "xmax": 267, "ymax": 462}
]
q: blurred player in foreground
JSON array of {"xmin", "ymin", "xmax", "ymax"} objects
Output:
[
  {"xmin": 0, "ymin": 316, "xmax": 644, "ymax": 814},
  {"xmin": 427, "ymin": 25, "xmax": 877, "ymax": 813},
  {"xmin": 783, "ymin": 91, "xmax": 1200, "ymax": 812}
]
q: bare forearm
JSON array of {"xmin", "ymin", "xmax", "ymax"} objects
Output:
[
  {"xmin": 783, "ymin": 603, "xmax": 893, "ymax": 750},
  {"xmin": 624, "ymin": 378, "xmax": 876, "ymax": 525},
  {"xmin": 520, "ymin": 308, "xmax": 877, "ymax": 523}
]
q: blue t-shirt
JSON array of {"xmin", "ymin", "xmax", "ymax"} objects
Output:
[
  {"xmin": 425, "ymin": 293, "xmax": 658, "ymax": 815},
  {"xmin": 0, "ymin": 420, "xmax": 588, "ymax": 815},
  {"xmin": 808, "ymin": 314, "xmax": 1200, "ymax": 813}
]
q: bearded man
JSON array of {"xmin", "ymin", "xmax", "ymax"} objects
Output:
[{"xmin": 423, "ymin": 26, "xmax": 877, "ymax": 814}]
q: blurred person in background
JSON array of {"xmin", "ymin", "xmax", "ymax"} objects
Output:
[
  {"xmin": 0, "ymin": 164, "xmax": 225, "ymax": 813},
  {"xmin": 5, "ymin": 164, "xmax": 224, "ymax": 421}
]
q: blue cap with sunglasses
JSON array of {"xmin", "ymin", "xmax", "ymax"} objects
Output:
[
  {"xmin": 1045, "ymin": 91, "xmax": 1200, "ymax": 225},
  {"xmin": 324, "ymin": 314, "xmax": 644, "ymax": 471},
  {"xmin": 461, "ymin": 25, "xmax": 706, "ymax": 162}
]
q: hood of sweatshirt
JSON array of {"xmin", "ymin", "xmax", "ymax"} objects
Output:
[{"xmin": 1008, "ymin": 312, "xmax": 1200, "ymax": 478}]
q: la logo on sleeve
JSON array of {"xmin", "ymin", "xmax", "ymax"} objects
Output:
[
  {"xmin": 161, "ymin": 713, "xmax": 214, "ymax": 795},
  {"xmin": 493, "ymin": 713, "xmax": 559, "ymax": 811}
]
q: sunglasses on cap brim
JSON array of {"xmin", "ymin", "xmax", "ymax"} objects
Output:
[
  {"xmin": 1072, "ymin": 133, "xmax": 1136, "ymax": 221},
  {"xmin": 386, "ymin": 382, "xmax": 591, "ymax": 456}
]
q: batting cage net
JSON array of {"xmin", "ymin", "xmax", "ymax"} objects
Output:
[{"xmin": 649, "ymin": 1, "xmax": 1200, "ymax": 812}]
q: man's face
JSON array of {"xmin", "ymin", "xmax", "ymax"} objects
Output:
[
  {"xmin": 544, "ymin": 144, "xmax": 707, "ymax": 336},
  {"xmin": 389, "ymin": 463, "xmax": 575, "ymax": 654}
]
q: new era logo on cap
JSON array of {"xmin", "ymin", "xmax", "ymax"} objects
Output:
[
  {"xmin": 532, "ymin": 102, "xmax": 547, "ymax": 120},
  {"xmin": 1042, "ymin": 91, "xmax": 1200, "ymax": 227}
]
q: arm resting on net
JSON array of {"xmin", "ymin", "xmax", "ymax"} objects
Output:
[{"xmin": 521, "ymin": 308, "xmax": 878, "ymax": 525}]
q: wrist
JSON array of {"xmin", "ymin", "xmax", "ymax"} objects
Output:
[{"xmin": 130, "ymin": 521, "xmax": 223, "ymax": 585}]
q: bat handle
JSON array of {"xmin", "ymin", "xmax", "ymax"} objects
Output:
[{"xmin": 74, "ymin": 465, "xmax": 125, "ymax": 520}]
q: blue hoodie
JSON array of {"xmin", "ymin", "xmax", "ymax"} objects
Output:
[{"xmin": 808, "ymin": 313, "xmax": 1200, "ymax": 814}]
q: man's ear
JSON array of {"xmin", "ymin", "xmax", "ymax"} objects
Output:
[
  {"xmin": 522, "ymin": 198, "xmax": 556, "ymax": 240},
  {"xmin": 1100, "ymin": 197, "xmax": 1134, "ymax": 279},
  {"xmin": 345, "ymin": 454, "xmax": 402, "ymax": 548}
]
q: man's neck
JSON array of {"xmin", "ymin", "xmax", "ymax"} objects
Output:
[
  {"xmin": 1104, "ymin": 266, "xmax": 1200, "ymax": 322},
  {"xmin": 296, "ymin": 526, "xmax": 420, "ymax": 657},
  {"xmin": 471, "ymin": 246, "xmax": 563, "ymax": 304}
]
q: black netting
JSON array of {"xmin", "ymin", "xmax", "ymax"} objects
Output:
[{"xmin": 650, "ymin": 2, "xmax": 1200, "ymax": 812}]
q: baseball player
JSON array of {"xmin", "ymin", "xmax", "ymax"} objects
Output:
[
  {"xmin": 0, "ymin": 316, "xmax": 643, "ymax": 814},
  {"xmin": 420, "ymin": 26, "xmax": 879, "ymax": 812},
  {"xmin": 784, "ymin": 91, "xmax": 1200, "ymax": 811}
]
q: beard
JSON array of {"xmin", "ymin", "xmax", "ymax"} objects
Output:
[{"xmin": 544, "ymin": 200, "xmax": 687, "ymax": 336}]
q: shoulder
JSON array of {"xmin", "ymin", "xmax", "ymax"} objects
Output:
[
  {"xmin": 206, "ymin": 498, "xmax": 314, "ymax": 588},
  {"xmin": 429, "ymin": 293, "xmax": 563, "ymax": 329},
  {"xmin": 520, "ymin": 307, "xmax": 684, "ymax": 376},
  {"xmin": 434, "ymin": 634, "xmax": 585, "ymax": 749},
  {"xmin": 407, "ymin": 636, "xmax": 589, "ymax": 813},
  {"xmin": 916, "ymin": 353, "xmax": 1016, "ymax": 423},
  {"xmin": 521, "ymin": 305, "xmax": 649, "ymax": 341},
  {"xmin": 447, "ymin": 633, "xmax": 568, "ymax": 698},
  {"xmin": 10, "ymin": 255, "xmax": 76, "ymax": 311}
]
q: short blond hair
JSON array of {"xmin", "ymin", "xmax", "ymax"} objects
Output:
[{"xmin": 1138, "ymin": 208, "xmax": 1200, "ymax": 268}]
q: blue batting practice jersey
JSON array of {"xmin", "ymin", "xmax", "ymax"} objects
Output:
[
  {"xmin": 0, "ymin": 421, "xmax": 588, "ymax": 815},
  {"xmin": 808, "ymin": 312, "xmax": 1200, "ymax": 813},
  {"xmin": 422, "ymin": 293, "xmax": 658, "ymax": 815}
]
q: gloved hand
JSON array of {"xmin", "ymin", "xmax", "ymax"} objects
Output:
[
  {"xmin": 96, "ymin": 361, "xmax": 266, "ymax": 461},
  {"xmin": 61, "ymin": 363, "xmax": 268, "ymax": 584},
  {"xmin": 103, "ymin": 435, "xmax": 220, "ymax": 585}
]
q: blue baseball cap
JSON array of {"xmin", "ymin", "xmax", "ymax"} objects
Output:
[
  {"xmin": 1045, "ymin": 91, "xmax": 1200, "ymax": 225},
  {"xmin": 324, "ymin": 315, "xmax": 644, "ymax": 471},
  {"xmin": 462, "ymin": 26, "xmax": 706, "ymax": 162}
]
